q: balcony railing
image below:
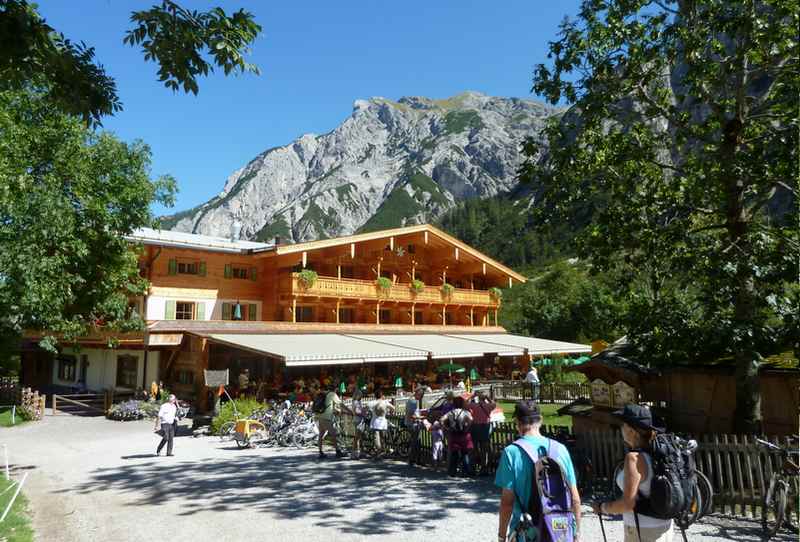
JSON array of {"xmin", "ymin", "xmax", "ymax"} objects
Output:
[{"xmin": 285, "ymin": 273, "xmax": 499, "ymax": 306}]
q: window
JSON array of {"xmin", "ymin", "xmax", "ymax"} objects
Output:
[
  {"xmin": 295, "ymin": 306, "xmax": 313, "ymax": 322},
  {"xmin": 338, "ymin": 308, "xmax": 355, "ymax": 323},
  {"xmin": 232, "ymin": 267, "xmax": 248, "ymax": 279},
  {"xmin": 407, "ymin": 244, "xmax": 416, "ymax": 254},
  {"xmin": 340, "ymin": 266, "xmax": 354, "ymax": 279},
  {"xmin": 176, "ymin": 302, "xmax": 195, "ymax": 320},
  {"xmin": 177, "ymin": 261, "xmax": 198, "ymax": 275},
  {"xmin": 380, "ymin": 309, "xmax": 392, "ymax": 324},
  {"xmin": 116, "ymin": 355, "xmax": 138, "ymax": 388},
  {"xmin": 414, "ymin": 311, "xmax": 424, "ymax": 325},
  {"xmin": 177, "ymin": 369, "xmax": 195, "ymax": 385},
  {"xmin": 57, "ymin": 355, "xmax": 77, "ymax": 381}
]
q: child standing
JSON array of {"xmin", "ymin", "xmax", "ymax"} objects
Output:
[{"xmin": 431, "ymin": 420, "xmax": 444, "ymax": 470}]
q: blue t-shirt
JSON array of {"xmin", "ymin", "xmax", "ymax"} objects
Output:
[{"xmin": 494, "ymin": 435, "xmax": 577, "ymax": 531}]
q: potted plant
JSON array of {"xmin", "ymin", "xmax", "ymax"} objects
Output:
[
  {"xmin": 376, "ymin": 276, "xmax": 393, "ymax": 293},
  {"xmin": 441, "ymin": 283, "xmax": 455, "ymax": 298},
  {"xmin": 410, "ymin": 279, "xmax": 425, "ymax": 294},
  {"xmin": 297, "ymin": 269, "xmax": 318, "ymax": 289},
  {"xmin": 489, "ymin": 287, "xmax": 503, "ymax": 301}
]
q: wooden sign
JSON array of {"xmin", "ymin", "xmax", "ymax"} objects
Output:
[
  {"xmin": 612, "ymin": 381, "xmax": 636, "ymax": 407},
  {"xmin": 591, "ymin": 379, "xmax": 612, "ymax": 407}
]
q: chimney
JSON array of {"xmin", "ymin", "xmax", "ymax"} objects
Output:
[
  {"xmin": 230, "ymin": 220, "xmax": 242, "ymax": 242},
  {"xmin": 274, "ymin": 236, "xmax": 281, "ymax": 246}
]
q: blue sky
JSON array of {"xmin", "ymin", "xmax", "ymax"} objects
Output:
[{"xmin": 37, "ymin": 1, "xmax": 582, "ymax": 215}]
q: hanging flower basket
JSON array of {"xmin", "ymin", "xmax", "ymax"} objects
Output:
[
  {"xmin": 410, "ymin": 279, "xmax": 425, "ymax": 294},
  {"xmin": 376, "ymin": 276, "xmax": 393, "ymax": 293},
  {"xmin": 297, "ymin": 269, "xmax": 318, "ymax": 289},
  {"xmin": 489, "ymin": 287, "xmax": 503, "ymax": 301},
  {"xmin": 441, "ymin": 283, "xmax": 455, "ymax": 298}
]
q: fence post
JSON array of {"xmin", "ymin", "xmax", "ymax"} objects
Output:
[{"xmin": 52, "ymin": 394, "xmax": 57, "ymax": 415}]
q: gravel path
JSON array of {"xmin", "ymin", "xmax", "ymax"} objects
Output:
[{"xmin": 0, "ymin": 414, "xmax": 795, "ymax": 542}]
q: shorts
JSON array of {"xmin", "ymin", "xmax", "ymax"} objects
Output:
[
  {"xmin": 623, "ymin": 524, "xmax": 673, "ymax": 542},
  {"xmin": 318, "ymin": 418, "xmax": 337, "ymax": 439},
  {"xmin": 470, "ymin": 423, "xmax": 491, "ymax": 443}
]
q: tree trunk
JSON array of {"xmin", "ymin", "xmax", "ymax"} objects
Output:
[{"xmin": 723, "ymin": 118, "xmax": 762, "ymax": 434}]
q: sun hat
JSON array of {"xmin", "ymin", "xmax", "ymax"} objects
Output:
[
  {"xmin": 612, "ymin": 404, "xmax": 665, "ymax": 433},
  {"xmin": 513, "ymin": 400, "xmax": 541, "ymax": 421}
]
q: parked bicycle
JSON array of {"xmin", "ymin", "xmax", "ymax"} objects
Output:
[{"xmin": 757, "ymin": 437, "xmax": 799, "ymax": 539}]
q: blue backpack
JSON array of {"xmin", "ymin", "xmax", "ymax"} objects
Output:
[{"xmin": 511, "ymin": 438, "xmax": 575, "ymax": 542}]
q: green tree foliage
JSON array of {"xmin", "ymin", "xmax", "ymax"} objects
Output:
[
  {"xmin": 437, "ymin": 195, "xmax": 574, "ymax": 268},
  {"xmin": 0, "ymin": 0, "xmax": 261, "ymax": 125},
  {"xmin": 501, "ymin": 261, "xmax": 625, "ymax": 345},
  {"xmin": 523, "ymin": 0, "xmax": 799, "ymax": 431},
  {"xmin": 0, "ymin": 90, "xmax": 176, "ymax": 350}
]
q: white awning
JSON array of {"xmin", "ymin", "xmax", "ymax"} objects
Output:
[
  {"xmin": 204, "ymin": 331, "xmax": 591, "ymax": 368},
  {"xmin": 446, "ymin": 333, "xmax": 592, "ymax": 355},
  {"xmin": 206, "ymin": 333, "xmax": 428, "ymax": 367},
  {"xmin": 345, "ymin": 334, "xmax": 519, "ymax": 359}
]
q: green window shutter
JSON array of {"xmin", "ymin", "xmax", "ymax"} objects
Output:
[
  {"xmin": 165, "ymin": 300, "xmax": 176, "ymax": 320},
  {"xmin": 222, "ymin": 302, "xmax": 232, "ymax": 320},
  {"xmin": 248, "ymin": 304, "xmax": 258, "ymax": 321},
  {"xmin": 224, "ymin": 264, "xmax": 232, "ymax": 279},
  {"xmin": 198, "ymin": 261, "xmax": 207, "ymax": 277},
  {"xmin": 168, "ymin": 259, "xmax": 177, "ymax": 275},
  {"xmin": 250, "ymin": 267, "xmax": 258, "ymax": 281},
  {"xmin": 195, "ymin": 302, "xmax": 205, "ymax": 320}
]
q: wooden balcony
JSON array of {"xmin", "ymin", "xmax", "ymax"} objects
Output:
[{"xmin": 284, "ymin": 273, "xmax": 500, "ymax": 307}]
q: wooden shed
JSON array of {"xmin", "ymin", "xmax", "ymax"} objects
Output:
[{"xmin": 561, "ymin": 339, "xmax": 799, "ymax": 436}]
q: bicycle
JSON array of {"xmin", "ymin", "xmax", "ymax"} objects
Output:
[{"xmin": 757, "ymin": 437, "xmax": 799, "ymax": 539}]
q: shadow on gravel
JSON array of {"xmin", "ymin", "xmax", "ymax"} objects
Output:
[
  {"xmin": 692, "ymin": 514, "xmax": 797, "ymax": 542},
  {"xmin": 68, "ymin": 450, "xmax": 498, "ymax": 536}
]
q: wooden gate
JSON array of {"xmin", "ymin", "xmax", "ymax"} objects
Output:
[{"xmin": 52, "ymin": 393, "xmax": 107, "ymax": 416}]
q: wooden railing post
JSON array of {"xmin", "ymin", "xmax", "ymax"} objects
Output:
[{"xmin": 52, "ymin": 394, "xmax": 57, "ymax": 415}]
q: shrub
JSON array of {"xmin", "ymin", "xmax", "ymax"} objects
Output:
[
  {"xmin": 441, "ymin": 283, "xmax": 455, "ymax": 297},
  {"xmin": 410, "ymin": 279, "xmax": 425, "ymax": 293},
  {"xmin": 210, "ymin": 398, "xmax": 267, "ymax": 435},
  {"xmin": 489, "ymin": 287, "xmax": 503, "ymax": 301},
  {"xmin": 297, "ymin": 269, "xmax": 318, "ymax": 288},
  {"xmin": 376, "ymin": 276, "xmax": 392, "ymax": 292},
  {"xmin": 108, "ymin": 399, "xmax": 160, "ymax": 421}
]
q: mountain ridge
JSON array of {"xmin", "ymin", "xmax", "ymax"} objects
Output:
[{"xmin": 161, "ymin": 91, "xmax": 561, "ymax": 243}]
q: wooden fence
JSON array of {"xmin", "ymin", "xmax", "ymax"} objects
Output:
[
  {"xmin": 490, "ymin": 382, "xmax": 591, "ymax": 404},
  {"xmin": 336, "ymin": 413, "xmax": 797, "ymax": 522}
]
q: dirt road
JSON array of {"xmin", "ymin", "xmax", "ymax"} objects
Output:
[{"xmin": 0, "ymin": 414, "xmax": 793, "ymax": 541}]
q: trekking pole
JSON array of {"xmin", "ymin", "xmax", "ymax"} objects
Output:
[{"xmin": 598, "ymin": 510, "xmax": 607, "ymax": 542}]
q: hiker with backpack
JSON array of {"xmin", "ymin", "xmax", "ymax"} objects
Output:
[
  {"xmin": 314, "ymin": 383, "xmax": 351, "ymax": 459},
  {"xmin": 496, "ymin": 400, "xmax": 581, "ymax": 542},
  {"xmin": 592, "ymin": 404, "xmax": 681, "ymax": 542},
  {"xmin": 440, "ymin": 395, "xmax": 475, "ymax": 477}
]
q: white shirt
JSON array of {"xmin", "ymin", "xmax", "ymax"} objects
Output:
[
  {"xmin": 158, "ymin": 402, "xmax": 177, "ymax": 425},
  {"xmin": 524, "ymin": 369, "xmax": 539, "ymax": 383}
]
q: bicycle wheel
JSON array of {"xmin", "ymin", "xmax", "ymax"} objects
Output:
[
  {"xmin": 218, "ymin": 421, "xmax": 236, "ymax": 441},
  {"xmin": 677, "ymin": 479, "xmax": 703, "ymax": 530},
  {"xmin": 762, "ymin": 478, "xmax": 787, "ymax": 539},
  {"xmin": 696, "ymin": 470, "xmax": 714, "ymax": 520}
]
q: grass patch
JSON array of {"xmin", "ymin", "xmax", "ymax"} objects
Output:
[
  {"xmin": 0, "ymin": 476, "xmax": 34, "ymax": 542},
  {"xmin": 0, "ymin": 407, "xmax": 26, "ymax": 428},
  {"xmin": 443, "ymin": 110, "xmax": 484, "ymax": 134},
  {"xmin": 497, "ymin": 401, "xmax": 572, "ymax": 428}
]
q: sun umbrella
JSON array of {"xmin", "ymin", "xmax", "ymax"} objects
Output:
[
  {"xmin": 437, "ymin": 363, "xmax": 465, "ymax": 373},
  {"xmin": 574, "ymin": 355, "xmax": 591, "ymax": 364}
]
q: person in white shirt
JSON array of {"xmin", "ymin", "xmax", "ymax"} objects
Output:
[
  {"xmin": 155, "ymin": 394, "xmax": 178, "ymax": 456},
  {"xmin": 524, "ymin": 365, "xmax": 540, "ymax": 401}
]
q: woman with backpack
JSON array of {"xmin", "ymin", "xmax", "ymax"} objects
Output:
[
  {"xmin": 592, "ymin": 404, "xmax": 673, "ymax": 542},
  {"xmin": 440, "ymin": 395, "xmax": 474, "ymax": 477}
]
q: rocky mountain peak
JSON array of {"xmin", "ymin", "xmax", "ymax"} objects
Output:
[{"xmin": 162, "ymin": 92, "xmax": 562, "ymax": 243}]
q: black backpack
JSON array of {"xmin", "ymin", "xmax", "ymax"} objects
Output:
[
  {"xmin": 634, "ymin": 434, "xmax": 697, "ymax": 531},
  {"xmin": 448, "ymin": 409, "xmax": 470, "ymax": 434},
  {"xmin": 312, "ymin": 392, "xmax": 327, "ymax": 414}
]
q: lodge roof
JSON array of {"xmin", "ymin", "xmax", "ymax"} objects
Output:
[
  {"xmin": 127, "ymin": 227, "xmax": 273, "ymax": 253},
  {"xmin": 127, "ymin": 224, "xmax": 527, "ymax": 283}
]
